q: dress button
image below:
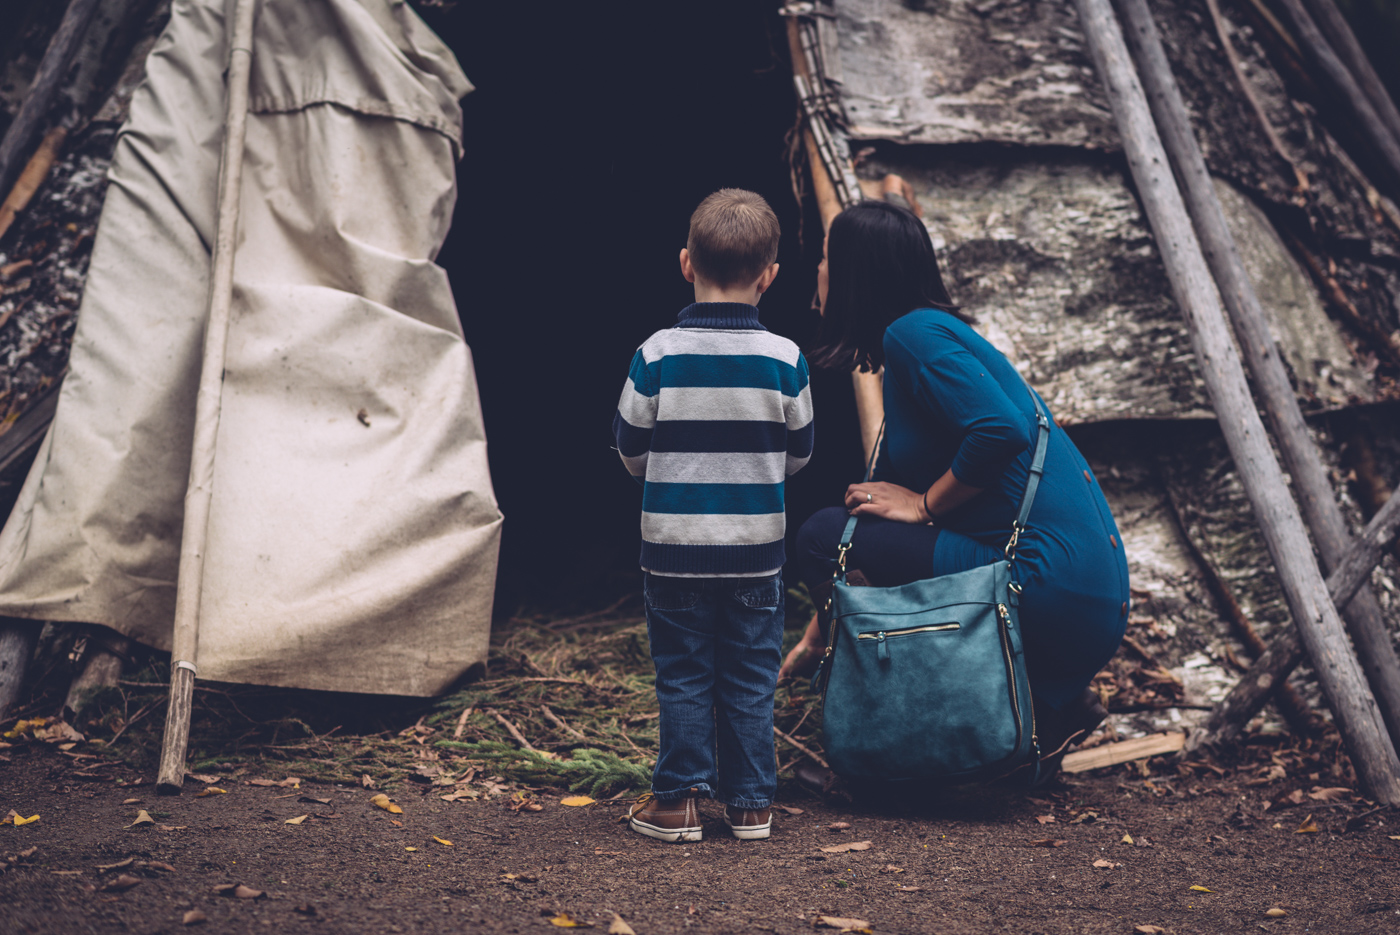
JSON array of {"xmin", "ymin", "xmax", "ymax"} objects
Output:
[
  {"xmin": 1109, "ymin": 535, "xmax": 1118, "ymax": 548},
  {"xmin": 1083, "ymin": 469, "xmax": 1092, "ymax": 482}
]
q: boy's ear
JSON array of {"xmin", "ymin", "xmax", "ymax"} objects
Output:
[
  {"xmin": 679, "ymin": 248, "xmax": 697, "ymax": 284},
  {"xmin": 754, "ymin": 262, "xmax": 780, "ymax": 295}
]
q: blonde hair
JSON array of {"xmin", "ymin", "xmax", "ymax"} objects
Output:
[{"xmin": 686, "ymin": 189, "xmax": 780, "ymax": 287}]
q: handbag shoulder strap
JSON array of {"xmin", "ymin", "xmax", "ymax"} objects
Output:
[{"xmin": 834, "ymin": 374, "xmax": 1050, "ymax": 578}]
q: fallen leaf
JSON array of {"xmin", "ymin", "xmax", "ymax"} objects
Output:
[
  {"xmin": 1308, "ymin": 786, "xmax": 1352, "ymax": 802},
  {"xmin": 405, "ymin": 847, "xmax": 418, "ymax": 852},
  {"xmin": 370, "ymin": 793, "xmax": 403, "ymax": 814},
  {"xmin": 560, "ymin": 796, "xmax": 595, "ymax": 807},
  {"xmin": 121, "ymin": 798, "xmax": 141, "ymax": 805},
  {"xmin": 1265, "ymin": 908, "xmax": 1287, "ymax": 917},
  {"xmin": 9, "ymin": 813, "xmax": 39, "ymax": 826},
  {"xmin": 441, "ymin": 789, "xmax": 479, "ymax": 802},
  {"xmin": 126, "ymin": 810, "xmax": 154, "ymax": 828},
  {"xmin": 361, "ymin": 774, "xmax": 376, "ymax": 789},
  {"xmin": 1295, "ymin": 816, "xmax": 1319, "ymax": 834},
  {"xmin": 157, "ymin": 824, "xmax": 187, "ymax": 832},
  {"xmin": 1028, "ymin": 838, "xmax": 1067, "ymax": 848},
  {"xmin": 195, "ymin": 788, "xmax": 227, "ymax": 798},
  {"xmin": 298, "ymin": 795, "xmax": 331, "ymax": 805},
  {"xmin": 774, "ymin": 805, "xmax": 804, "ymax": 816},
  {"xmin": 233, "ymin": 884, "xmax": 264, "ymax": 899},
  {"xmin": 101, "ymin": 874, "xmax": 142, "ymax": 892},
  {"xmin": 14, "ymin": 846, "xmax": 37, "ymax": 859},
  {"xmin": 143, "ymin": 861, "xmax": 176, "ymax": 873},
  {"xmin": 608, "ymin": 912, "xmax": 636, "ymax": 935},
  {"xmin": 1190, "ymin": 885, "xmax": 1214, "ymax": 893},
  {"xmin": 815, "ymin": 916, "xmax": 873, "ymax": 933},
  {"xmin": 96, "ymin": 858, "xmax": 135, "ymax": 871},
  {"xmin": 187, "ymin": 773, "xmax": 220, "ymax": 784},
  {"xmin": 1092, "ymin": 859, "xmax": 1121, "ymax": 869},
  {"xmin": 182, "ymin": 909, "xmax": 207, "ymax": 925},
  {"xmin": 548, "ymin": 913, "xmax": 594, "ymax": 928},
  {"xmin": 819, "ymin": 841, "xmax": 872, "ymax": 854},
  {"xmin": 879, "ymin": 864, "xmax": 905, "ymax": 874},
  {"xmin": 1035, "ymin": 815, "xmax": 1055, "ymax": 824},
  {"xmin": 1121, "ymin": 833, "xmax": 1135, "ymax": 844},
  {"xmin": 285, "ymin": 815, "xmax": 308, "ymax": 825},
  {"xmin": 1389, "ymin": 835, "xmax": 1400, "ymax": 841},
  {"xmin": 1134, "ymin": 927, "xmax": 1165, "ymax": 934},
  {"xmin": 433, "ymin": 836, "xmax": 454, "ymax": 846}
]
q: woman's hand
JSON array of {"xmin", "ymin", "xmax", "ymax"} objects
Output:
[
  {"xmin": 778, "ymin": 614, "xmax": 825, "ymax": 682},
  {"xmin": 844, "ymin": 481, "xmax": 931, "ymax": 524}
]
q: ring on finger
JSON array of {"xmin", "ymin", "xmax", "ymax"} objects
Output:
[{"xmin": 866, "ymin": 493, "xmax": 873, "ymax": 503}]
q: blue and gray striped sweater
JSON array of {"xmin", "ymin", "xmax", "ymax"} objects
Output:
[{"xmin": 613, "ymin": 303, "xmax": 814, "ymax": 577}]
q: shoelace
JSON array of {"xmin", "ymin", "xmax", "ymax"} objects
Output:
[{"xmin": 627, "ymin": 791, "xmax": 655, "ymax": 818}]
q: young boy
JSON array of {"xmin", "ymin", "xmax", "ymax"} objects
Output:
[{"xmin": 612, "ymin": 189, "xmax": 813, "ymax": 842}]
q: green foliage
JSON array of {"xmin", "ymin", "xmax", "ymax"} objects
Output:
[{"xmin": 435, "ymin": 739, "xmax": 652, "ymax": 797}]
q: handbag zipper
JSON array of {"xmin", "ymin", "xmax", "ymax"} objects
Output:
[
  {"xmin": 997, "ymin": 603, "xmax": 1026, "ymax": 750},
  {"xmin": 855, "ymin": 622, "xmax": 960, "ymax": 641}
]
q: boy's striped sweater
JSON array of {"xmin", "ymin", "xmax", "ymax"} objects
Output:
[{"xmin": 613, "ymin": 303, "xmax": 814, "ymax": 577}]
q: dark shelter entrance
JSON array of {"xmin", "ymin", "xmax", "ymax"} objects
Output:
[{"xmin": 417, "ymin": 2, "xmax": 864, "ymax": 613}]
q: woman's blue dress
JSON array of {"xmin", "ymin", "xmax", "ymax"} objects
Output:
[{"xmin": 873, "ymin": 309, "xmax": 1128, "ymax": 709}]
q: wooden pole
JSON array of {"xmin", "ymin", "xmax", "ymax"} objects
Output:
[
  {"xmin": 1300, "ymin": 0, "xmax": 1400, "ymax": 157},
  {"xmin": 1272, "ymin": 0, "xmax": 1400, "ymax": 188},
  {"xmin": 1071, "ymin": 0, "xmax": 1400, "ymax": 802},
  {"xmin": 0, "ymin": 0, "xmax": 101, "ymax": 210},
  {"xmin": 1114, "ymin": 0, "xmax": 1400, "ymax": 746},
  {"xmin": 786, "ymin": 13, "xmax": 884, "ymax": 465},
  {"xmin": 155, "ymin": 0, "xmax": 260, "ymax": 795},
  {"xmin": 1186, "ymin": 485, "xmax": 1400, "ymax": 752},
  {"xmin": 0, "ymin": 126, "xmax": 68, "ymax": 242}
]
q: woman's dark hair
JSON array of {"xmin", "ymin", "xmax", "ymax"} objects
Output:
[{"xmin": 811, "ymin": 199, "xmax": 967, "ymax": 372}]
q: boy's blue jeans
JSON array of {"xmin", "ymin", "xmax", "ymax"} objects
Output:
[{"xmin": 643, "ymin": 571, "xmax": 784, "ymax": 810}]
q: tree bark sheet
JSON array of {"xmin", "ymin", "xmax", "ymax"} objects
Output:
[
  {"xmin": 0, "ymin": 0, "xmax": 501, "ymax": 697},
  {"xmin": 832, "ymin": 0, "xmax": 1384, "ymax": 425}
]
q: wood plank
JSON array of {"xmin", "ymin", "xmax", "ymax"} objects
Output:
[{"xmin": 1062, "ymin": 732, "xmax": 1186, "ymax": 773}]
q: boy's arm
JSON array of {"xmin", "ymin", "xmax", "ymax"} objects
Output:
[
  {"xmin": 613, "ymin": 349, "xmax": 657, "ymax": 485},
  {"xmin": 785, "ymin": 353, "xmax": 814, "ymax": 476}
]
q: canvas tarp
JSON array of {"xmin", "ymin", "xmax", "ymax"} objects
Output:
[{"xmin": 0, "ymin": 0, "xmax": 502, "ymax": 697}]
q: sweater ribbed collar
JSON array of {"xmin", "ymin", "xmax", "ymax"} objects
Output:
[{"xmin": 675, "ymin": 302, "xmax": 766, "ymax": 331}]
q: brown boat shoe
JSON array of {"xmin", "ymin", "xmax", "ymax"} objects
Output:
[
  {"xmin": 627, "ymin": 791, "xmax": 702, "ymax": 843},
  {"xmin": 723, "ymin": 805, "xmax": 771, "ymax": 840}
]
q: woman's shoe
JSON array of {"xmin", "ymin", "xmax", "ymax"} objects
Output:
[{"xmin": 1031, "ymin": 688, "xmax": 1108, "ymax": 785}]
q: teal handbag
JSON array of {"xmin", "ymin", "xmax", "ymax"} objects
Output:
[{"xmin": 812, "ymin": 388, "xmax": 1050, "ymax": 786}]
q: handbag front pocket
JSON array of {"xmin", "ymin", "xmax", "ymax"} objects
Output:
[{"xmin": 856, "ymin": 622, "xmax": 960, "ymax": 661}]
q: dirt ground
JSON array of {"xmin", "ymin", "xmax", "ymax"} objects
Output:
[{"xmin": 2, "ymin": 744, "xmax": 1398, "ymax": 935}]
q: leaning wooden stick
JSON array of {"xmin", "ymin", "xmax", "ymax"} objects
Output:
[
  {"xmin": 1273, "ymin": 0, "xmax": 1400, "ymax": 189},
  {"xmin": 0, "ymin": 0, "xmax": 101, "ymax": 210},
  {"xmin": 156, "ymin": 0, "xmax": 261, "ymax": 795},
  {"xmin": 1072, "ymin": 0, "xmax": 1400, "ymax": 803},
  {"xmin": 1186, "ymin": 487, "xmax": 1400, "ymax": 753},
  {"xmin": 1300, "ymin": 0, "xmax": 1400, "ymax": 155},
  {"xmin": 1115, "ymin": 0, "xmax": 1400, "ymax": 747}
]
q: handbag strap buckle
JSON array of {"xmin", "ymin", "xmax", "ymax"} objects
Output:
[{"xmin": 1004, "ymin": 523, "xmax": 1022, "ymax": 562}]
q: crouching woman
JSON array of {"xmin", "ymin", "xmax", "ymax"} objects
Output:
[{"xmin": 783, "ymin": 199, "xmax": 1129, "ymax": 776}]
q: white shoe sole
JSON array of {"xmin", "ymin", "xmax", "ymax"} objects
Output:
[
  {"xmin": 725, "ymin": 822, "xmax": 771, "ymax": 840},
  {"xmin": 629, "ymin": 817, "xmax": 702, "ymax": 842}
]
